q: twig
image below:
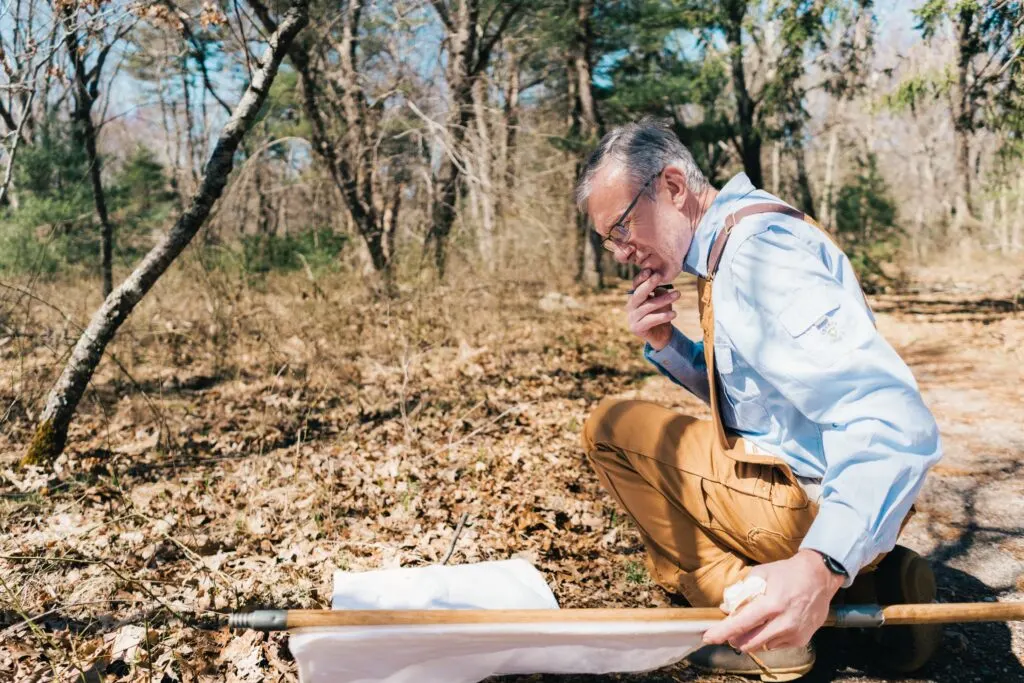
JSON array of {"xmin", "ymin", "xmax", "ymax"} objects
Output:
[
  {"xmin": 441, "ymin": 511, "xmax": 469, "ymax": 565},
  {"xmin": 428, "ymin": 403, "xmax": 522, "ymax": 456}
]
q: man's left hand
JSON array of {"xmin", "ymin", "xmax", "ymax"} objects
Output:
[{"xmin": 702, "ymin": 549, "xmax": 846, "ymax": 652}]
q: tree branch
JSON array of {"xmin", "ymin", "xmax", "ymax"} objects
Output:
[
  {"xmin": 23, "ymin": 0, "xmax": 310, "ymax": 465},
  {"xmin": 429, "ymin": 0, "xmax": 453, "ymax": 32},
  {"xmin": 475, "ymin": 1, "xmax": 525, "ymax": 76}
]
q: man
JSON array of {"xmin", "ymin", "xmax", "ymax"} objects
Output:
[{"xmin": 576, "ymin": 119, "xmax": 943, "ymax": 680}]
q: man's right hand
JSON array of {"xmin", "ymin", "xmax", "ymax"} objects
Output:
[{"xmin": 627, "ymin": 269, "xmax": 680, "ymax": 351}]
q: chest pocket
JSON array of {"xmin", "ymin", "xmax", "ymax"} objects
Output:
[{"xmin": 714, "ymin": 343, "xmax": 770, "ymax": 433}]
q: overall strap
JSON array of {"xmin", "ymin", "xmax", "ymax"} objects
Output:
[
  {"xmin": 698, "ymin": 202, "xmax": 817, "ymax": 450},
  {"xmin": 707, "ymin": 203, "xmax": 809, "ymax": 277}
]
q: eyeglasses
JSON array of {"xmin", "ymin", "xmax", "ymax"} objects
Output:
[{"xmin": 598, "ymin": 170, "xmax": 661, "ymax": 253}]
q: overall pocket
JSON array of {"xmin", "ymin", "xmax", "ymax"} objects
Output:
[{"xmin": 714, "ymin": 344, "xmax": 771, "ymax": 433}]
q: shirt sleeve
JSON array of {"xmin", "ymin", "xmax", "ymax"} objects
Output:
[
  {"xmin": 724, "ymin": 227, "xmax": 942, "ymax": 584},
  {"xmin": 644, "ymin": 327, "xmax": 711, "ymax": 404}
]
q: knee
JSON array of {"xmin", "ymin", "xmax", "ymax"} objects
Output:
[{"xmin": 580, "ymin": 397, "xmax": 633, "ymax": 455}]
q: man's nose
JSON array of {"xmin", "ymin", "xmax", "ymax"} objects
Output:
[{"xmin": 613, "ymin": 244, "xmax": 635, "ymax": 265}]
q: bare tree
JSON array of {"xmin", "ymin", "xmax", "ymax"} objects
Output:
[
  {"xmin": 426, "ymin": 0, "xmax": 526, "ymax": 278},
  {"xmin": 61, "ymin": 5, "xmax": 135, "ymax": 297},
  {"xmin": 567, "ymin": 0, "xmax": 604, "ymax": 287},
  {"xmin": 249, "ymin": 0, "xmax": 414, "ymax": 292},
  {"xmin": 0, "ymin": 10, "xmax": 62, "ymax": 206},
  {"xmin": 23, "ymin": 0, "xmax": 309, "ymax": 466}
]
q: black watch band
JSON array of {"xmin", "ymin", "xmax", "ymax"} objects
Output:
[{"xmin": 820, "ymin": 552, "xmax": 848, "ymax": 577}]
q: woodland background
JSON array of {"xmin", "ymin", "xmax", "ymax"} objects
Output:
[{"xmin": 1, "ymin": 0, "xmax": 1023, "ymax": 681}]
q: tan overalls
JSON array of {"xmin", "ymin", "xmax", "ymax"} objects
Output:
[{"xmin": 581, "ymin": 203, "xmax": 899, "ymax": 607}]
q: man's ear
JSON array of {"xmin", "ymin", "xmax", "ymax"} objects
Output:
[{"xmin": 662, "ymin": 166, "xmax": 689, "ymax": 209}]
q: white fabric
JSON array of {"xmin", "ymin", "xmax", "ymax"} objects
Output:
[
  {"xmin": 719, "ymin": 575, "xmax": 767, "ymax": 614},
  {"xmin": 288, "ymin": 560, "xmax": 717, "ymax": 683}
]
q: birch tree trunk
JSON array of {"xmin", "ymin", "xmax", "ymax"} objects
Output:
[
  {"xmin": 23, "ymin": 0, "xmax": 309, "ymax": 466},
  {"xmin": 821, "ymin": 127, "xmax": 838, "ymax": 229},
  {"xmin": 569, "ymin": 0, "xmax": 604, "ymax": 288},
  {"xmin": 472, "ymin": 77, "xmax": 496, "ymax": 267},
  {"xmin": 427, "ymin": 0, "xmax": 524, "ymax": 278},
  {"xmin": 1015, "ymin": 175, "xmax": 1023, "ymax": 252},
  {"xmin": 724, "ymin": 1, "xmax": 763, "ymax": 189}
]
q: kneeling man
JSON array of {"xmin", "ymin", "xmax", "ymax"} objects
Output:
[{"xmin": 576, "ymin": 120, "xmax": 942, "ymax": 680}]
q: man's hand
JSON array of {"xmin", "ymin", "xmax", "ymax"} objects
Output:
[
  {"xmin": 627, "ymin": 269, "xmax": 680, "ymax": 351},
  {"xmin": 702, "ymin": 549, "xmax": 845, "ymax": 652}
]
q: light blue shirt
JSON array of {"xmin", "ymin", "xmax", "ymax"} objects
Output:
[{"xmin": 645, "ymin": 173, "xmax": 942, "ymax": 583}]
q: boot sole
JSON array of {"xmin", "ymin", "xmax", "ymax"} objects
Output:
[{"xmin": 692, "ymin": 657, "xmax": 815, "ymax": 681}]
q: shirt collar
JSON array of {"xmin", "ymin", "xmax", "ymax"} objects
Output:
[{"xmin": 682, "ymin": 172, "xmax": 757, "ymax": 278}]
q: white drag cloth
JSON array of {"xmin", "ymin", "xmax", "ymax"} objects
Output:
[{"xmin": 288, "ymin": 559, "xmax": 721, "ymax": 683}]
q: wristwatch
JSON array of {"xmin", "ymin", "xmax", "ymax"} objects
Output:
[{"xmin": 820, "ymin": 552, "xmax": 849, "ymax": 578}]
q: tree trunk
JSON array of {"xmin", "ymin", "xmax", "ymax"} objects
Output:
[
  {"xmin": 502, "ymin": 52, "xmax": 520, "ymax": 196},
  {"xmin": 261, "ymin": 0, "xmax": 394, "ymax": 286},
  {"xmin": 23, "ymin": 0, "xmax": 309, "ymax": 466},
  {"xmin": 998, "ymin": 190, "xmax": 1009, "ymax": 254},
  {"xmin": 428, "ymin": 0, "xmax": 481, "ymax": 278},
  {"xmin": 64, "ymin": 12, "xmax": 117, "ymax": 298},
  {"xmin": 821, "ymin": 126, "xmax": 838, "ymax": 229},
  {"xmin": 471, "ymin": 77, "xmax": 496, "ymax": 267},
  {"xmin": 1015, "ymin": 175, "xmax": 1023, "ymax": 252},
  {"xmin": 569, "ymin": 0, "xmax": 604, "ymax": 287},
  {"xmin": 724, "ymin": 1, "xmax": 762, "ymax": 189},
  {"xmin": 771, "ymin": 141, "xmax": 780, "ymax": 195},
  {"xmin": 793, "ymin": 140, "xmax": 815, "ymax": 219},
  {"xmin": 497, "ymin": 48, "xmax": 520, "ymax": 267},
  {"xmin": 951, "ymin": 4, "xmax": 977, "ymax": 229}
]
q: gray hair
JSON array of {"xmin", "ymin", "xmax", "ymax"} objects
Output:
[{"xmin": 574, "ymin": 118, "xmax": 710, "ymax": 213}]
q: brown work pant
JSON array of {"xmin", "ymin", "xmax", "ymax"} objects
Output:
[{"xmin": 582, "ymin": 397, "xmax": 891, "ymax": 608}]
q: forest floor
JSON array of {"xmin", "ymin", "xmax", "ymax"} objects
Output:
[{"xmin": 1, "ymin": 255, "xmax": 1023, "ymax": 682}]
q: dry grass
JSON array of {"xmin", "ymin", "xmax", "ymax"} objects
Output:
[{"xmin": 0, "ymin": 254, "xmax": 1022, "ymax": 681}]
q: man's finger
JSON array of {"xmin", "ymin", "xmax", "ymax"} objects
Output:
[
  {"xmin": 633, "ymin": 291, "xmax": 678, "ymax": 317},
  {"xmin": 633, "ymin": 310, "xmax": 676, "ymax": 333},
  {"xmin": 628, "ymin": 274, "xmax": 661, "ymax": 309},
  {"xmin": 702, "ymin": 599, "xmax": 779, "ymax": 645},
  {"xmin": 631, "ymin": 268, "xmax": 652, "ymax": 290},
  {"xmin": 733, "ymin": 616, "xmax": 791, "ymax": 653}
]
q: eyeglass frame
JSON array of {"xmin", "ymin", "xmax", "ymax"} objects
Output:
[{"xmin": 597, "ymin": 169, "xmax": 662, "ymax": 253}]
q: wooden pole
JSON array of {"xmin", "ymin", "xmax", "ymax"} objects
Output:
[{"xmin": 228, "ymin": 602, "xmax": 1024, "ymax": 631}]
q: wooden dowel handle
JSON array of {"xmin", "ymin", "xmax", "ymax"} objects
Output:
[
  {"xmin": 228, "ymin": 602, "xmax": 1024, "ymax": 631},
  {"xmin": 877, "ymin": 602, "xmax": 1024, "ymax": 625},
  {"xmin": 282, "ymin": 607, "xmax": 725, "ymax": 628}
]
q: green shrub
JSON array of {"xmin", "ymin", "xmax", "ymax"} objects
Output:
[
  {"xmin": 834, "ymin": 154, "xmax": 902, "ymax": 291},
  {"xmin": 239, "ymin": 228, "xmax": 350, "ymax": 274}
]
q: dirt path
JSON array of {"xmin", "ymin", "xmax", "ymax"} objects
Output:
[{"xmin": 1, "ymin": 271, "xmax": 1022, "ymax": 682}]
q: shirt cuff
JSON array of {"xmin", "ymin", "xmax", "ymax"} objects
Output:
[
  {"xmin": 799, "ymin": 500, "xmax": 874, "ymax": 588},
  {"xmin": 644, "ymin": 328, "xmax": 707, "ymax": 393}
]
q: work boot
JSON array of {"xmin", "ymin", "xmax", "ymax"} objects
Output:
[
  {"xmin": 851, "ymin": 545, "xmax": 943, "ymax": 673},
  {"xmin": 687, "ymin": 643, "xmax": 815, "ymax": 681}
]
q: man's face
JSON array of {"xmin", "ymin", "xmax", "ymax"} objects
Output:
[{"xmin": 587, "ymin": 163, "xmax": 694, "ymax": 283}]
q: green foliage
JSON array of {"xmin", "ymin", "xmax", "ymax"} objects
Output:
[
  {"xmin": 238, "ymin": 228, "xmax": 350, "ymax": 274},
  {"xmin": 0, "ymin": 122, "xmax": 94, "ymax": 275},
  {"xmin": 14, "ymin": 121, "xmax": 93, "ymax": 215},
  {"xmin": 834, "ymin": 154, "xmax": 901, "ymax": 289},
  {"xmin": 883, "ymin": 70, "xmax": 950, "ymax": 114},
  {"xmin": 256, "ymin": 70, "xmax": 311, "ymax": 146},
  {"xmin": 911, "ymin": 0, "xmax": 1024, "ymax": 144}
]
